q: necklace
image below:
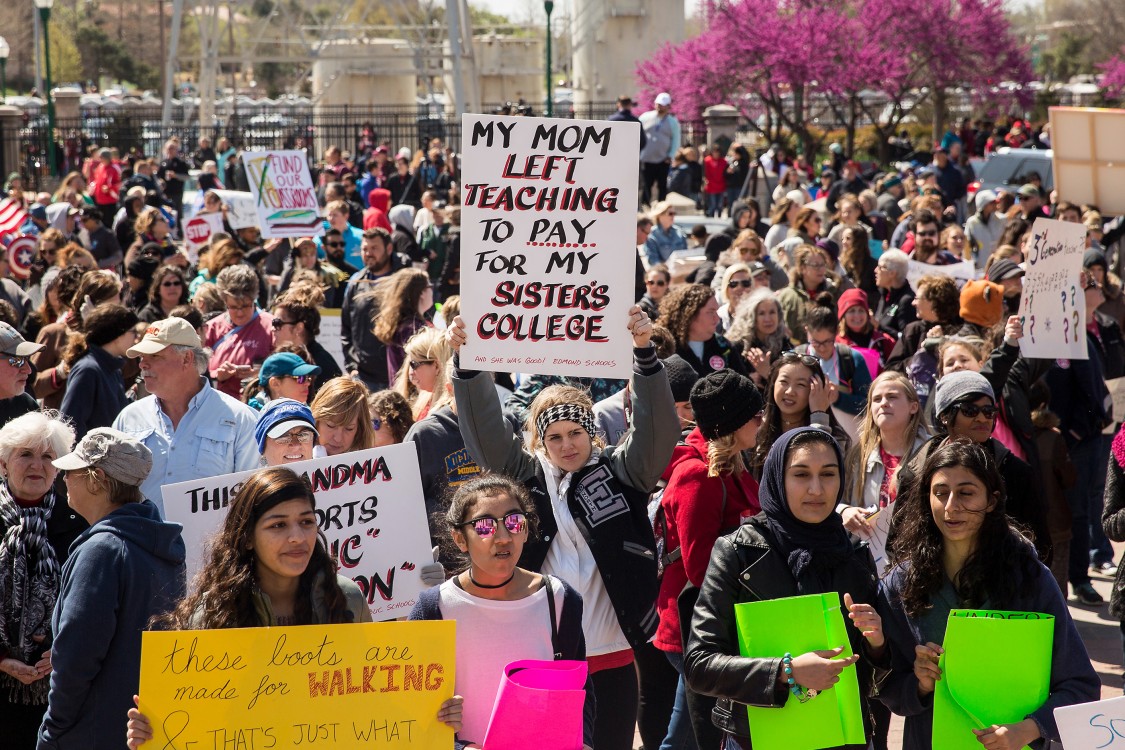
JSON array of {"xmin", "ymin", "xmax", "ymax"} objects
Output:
[{"xmin": 468, "ymin": 570, "xmax": 515, "ymax": 590}]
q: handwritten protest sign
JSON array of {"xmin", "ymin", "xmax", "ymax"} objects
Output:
[
  {"xmin": 906, "ymin": 259, "xmax": 978, "ymax": 292},
  {"xmin": 210, "ymin": 190, "xmax": 259, "ymax": 230},
  {"xmin": 162, "ymin": 445, "xmax": 432, "ymax": 621},
  {"xmin": 459, "ymin": 114, "xmax": 639, "ymax": 379},
  {"xmin": 1056, "ymin": 694, "xmax": 1125, "ymax": 749},
  {"xmin": 317, "ymin": 308, "xmax": 346, "ymax": 371},
  {"xmin": 1017, "ymin": 218, "xmax": 1088, "ymax": 360},
  {"xmin": 243, "ymin": 150, "xmax": 322, "ymax": 238},
  {"xmin": 934, "ymin": 609, "xmax": 1054, "ymax": 749},
  {"xmin": 182, "ymin": 213, "xmax": 225, "ymax": 263},
  {"xmin": 139, "ymin": 621, "xmax": 455, "ymax": 749},
  {"xmin": 734, "ymin": 593, "xmax": 865, "ymax": 750}
]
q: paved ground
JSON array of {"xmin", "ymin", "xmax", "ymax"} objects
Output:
[{"xmin": 635, "ymin": 560, "xmax": 1125, "ymax": 749}]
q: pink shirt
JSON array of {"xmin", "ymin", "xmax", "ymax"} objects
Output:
[{"xmin": 204, "ymin": 309, "xmax": 276, "ymax": 398}]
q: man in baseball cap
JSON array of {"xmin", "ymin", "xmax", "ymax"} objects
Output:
[
  {"xmin": 113, "ymin": 316, "xmax": 259, "ymax": 514},
  {"xmin": 0, "ymin": 322, "xmax": 42, "ymax": 426},
  {"xmin": 639, "ymin": 92, "xmax": 681, "ymax": 205},
  {"xmin": 986, "ymin": 258, "xmax": 1024, "ymax": 315},
  {"xmin": 1017, "ymin": 183, "xmax": 1043, "ymax": 222}
]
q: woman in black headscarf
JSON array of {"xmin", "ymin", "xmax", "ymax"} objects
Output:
[{"xmin": 683, "ymin": 427, "xmax": 886, "ymax": 749}]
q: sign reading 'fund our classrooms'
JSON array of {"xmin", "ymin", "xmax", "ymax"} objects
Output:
[
  {"xmin": 243, "ymin": 150, "xmax": 322, "ymax": 238},
  {"xmin": 459, "ymin": 114, "xmax": 640, "ymax": 379}
]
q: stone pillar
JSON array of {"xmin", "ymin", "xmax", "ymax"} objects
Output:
[
  {"xmin": 52, "ymin": 89, "xmax": 80, "ymax": 122},
  {"xmin": 703, "ymin": 104, "xmax": 740, "ymax": 153},
  {"xmin": 0, "ymin": 105, "xmax": 22, "ymax": 186}
]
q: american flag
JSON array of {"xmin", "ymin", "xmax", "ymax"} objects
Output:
[{"xmin": 0, "ymin": 198, "xmax": 27, "ymax": 241}]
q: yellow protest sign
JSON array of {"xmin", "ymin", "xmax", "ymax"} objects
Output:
[{"xmin": 139, "ymin": 620, "xmax": 455, "ymax": 749}]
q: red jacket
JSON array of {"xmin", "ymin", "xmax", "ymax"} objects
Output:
[
  {"xmin": 363, "ymin": 187, "xmax": 393, "ymax": 232},
  {"xmin": 654, "ymin": 427, "xmax": 760, "ymax": 653},
  {"xmin": 703, "ymin": 156, "xmax": 728, "ymax": 194},
  {"xmin": 90, "ymin": 162, "xmax": 121, "ymax": 207}
]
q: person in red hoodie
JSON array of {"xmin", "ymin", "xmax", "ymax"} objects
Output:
[
  {"xmin": 656, "ymin": 369, "xmax": 763, "ymax": 750},
  {"xmin": 363, "ymin": 187, "xmax": 393, "ymax": 232},
  {"xmin": 90, "ymin": 148, "xmax": 121, "ymax": 227},
  {"xmin": 702, "ymin": 144, "xmax": 729, "ymax": 217}
]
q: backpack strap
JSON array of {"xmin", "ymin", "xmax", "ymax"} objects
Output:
[{"xmin": 543, "ymin": 575, "xmax": 562, "ymax": 660}]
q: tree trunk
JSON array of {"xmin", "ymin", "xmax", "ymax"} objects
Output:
[
  {"xmin": 844, "ymin": 94, "xmax": 858, "ymax": 158},
  {"xmin": 932, "ymin": 86, "xmax": 947, "ymax": 150}
]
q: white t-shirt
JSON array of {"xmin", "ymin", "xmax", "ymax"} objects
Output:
[{"xmin": 437, "ymin": 575, "xmax": 564, "ymax": 745}]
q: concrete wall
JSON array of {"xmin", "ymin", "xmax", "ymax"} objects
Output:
[{"xmin": 311, "ymin": 39, "xmax": 419, "ymax": 109}]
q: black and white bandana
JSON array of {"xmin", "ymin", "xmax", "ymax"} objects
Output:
[{"xmin": 536, "ymin": 403, "xmax": 596, "ymax": 442}]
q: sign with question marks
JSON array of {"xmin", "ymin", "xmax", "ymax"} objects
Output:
[{"xmin": 1017, "ymin": 218, "xmax": 1089, "ymax": 360}]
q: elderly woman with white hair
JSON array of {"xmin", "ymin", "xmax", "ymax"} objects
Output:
[
  {"xmin": 873, "ymin": 248, "xmax": 917, "ymax": 336},
  {"xmin": 0, "ymin": 410, "xmax": 81, "ymax": 747}
]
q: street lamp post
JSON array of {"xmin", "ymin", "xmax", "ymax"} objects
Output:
[
  {"xmin": 33, "ymin": 0, "xmax": 55, "ymax": 176},
  {"xmin": 544, "ymin": 1, "xmax": 554, "ymax": 117},
  {"xmin": 0, "ymin": 38, "xmax": 9, "ymax": 106}
]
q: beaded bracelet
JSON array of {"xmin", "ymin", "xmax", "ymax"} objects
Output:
[{"xmin": 782, "ymin": 653, "xmax": 818, "ymax": 703}]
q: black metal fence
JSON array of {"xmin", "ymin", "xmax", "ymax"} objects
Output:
[{"xmin": 1, "ymin": 101, "xmax": 655, "ymax": 190}]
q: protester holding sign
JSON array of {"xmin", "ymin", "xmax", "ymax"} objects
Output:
[
  {"xmin": 878, "ymin": 441, "xmax": 1099, "ymax": 749},
  {"xmin": 409, "ymin": 474, "xmax": 594, "ymax": 750},
  {"xmin": 683, "ymin": 428, "xmax": 887, "ymax": 750},
  {"xmin": 448, "ymin": 305, "xmax": 678, "ymax": 750},
  {"xmin": 126, "ymin": 467, "xmax": 466, "ymax": 748}
]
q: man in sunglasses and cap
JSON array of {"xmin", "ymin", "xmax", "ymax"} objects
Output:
[{"xmin": 0, "ymin": 322, "xmax": 42, "ymax": 427}]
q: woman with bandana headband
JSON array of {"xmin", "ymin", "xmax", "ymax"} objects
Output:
[{"xmin": 446, "ymin": 304, "xmax": 679, "ymax": 750}]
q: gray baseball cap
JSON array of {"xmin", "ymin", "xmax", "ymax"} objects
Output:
[
  {"xmin": 53, "ymin": 428, "xmax": 154, "ymax": 486},
  {"xmin": 0, "ymin": 322, "xmax": 44, "ymax": 358}
]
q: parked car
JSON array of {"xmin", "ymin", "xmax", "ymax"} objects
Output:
[{"xmin": 967, "ymin": 147, "xmax": 1053, "ymax": 201}]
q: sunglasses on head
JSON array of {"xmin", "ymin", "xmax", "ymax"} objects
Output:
[
  {"xmin": 461, "ymin": 512, "xmax": 528, "ymax": 538},
  {"xmin": 954, "ymin": 402, "xmax": 998, "ymax": 419},
  {"xmin": 779, "ymin": 351, "xmax": 819, "ymax": 368},
  {"xmin": 728, "ymin": 279, "xmax": 753, "ymax": 289}
]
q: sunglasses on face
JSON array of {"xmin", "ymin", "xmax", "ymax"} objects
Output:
[
  {"xmin": 4, "ymin": 355, "xmax": 28, "ymax": 369},
  {"xmin": 915, "ymin": 230, "xmax": 939, "ymax": 237},
  {"xmin": 955, "ymin": 402, "xmax": 998, "ymax": 419},
  {"xmin": 727, "ymin": 279, "xmax": 753, "ymax": 289},
  {"xmin": 286, "ymin": 374, "xmax": 314, "ymax": 385},
  {"xmin": 461, "ymin": 512, "xmax": 528, "ymax": 538},
  {"xmin": 646, "ymin": 279, "xmax": 667, "ymax": 287},
  {"xmin": 271, "ymin": 318, "xmax": 299, "ymax": 330},
  {"xmin": 409, "ymin": 359, "xmax": 434, "ymax": 370},
  {"xmin": 161, "ymin": 280, "xmax": 182, "ymax": 288},
  {"xmin": 325, "ymin": 241, "xmax": 344, "ymax": 248}
]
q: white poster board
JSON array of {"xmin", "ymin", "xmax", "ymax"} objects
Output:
[
  {"xmin": 161, "ymin": 444, "xmax": 432, "ymax": 621},
  {"xmin": 1050, "ymin": 106, "xmax": 1125, "ymax": 215},
  {"xmin": 459, "ymin": 114, "xmax": 640, "ymax": 379},
  {"xmin": 318, "ymin": 308, "xmax": 346, "ymax": 371},
  {"xmin": 181, "ymin": 213, "xmax": 225, "ymax": 263},
  {"xmin": 243, "ymin": 150, "xmax": 323, "ymax": 238},
  {"xmin": 1055, "ymin": 694, "xmax": 1125, "ymax": 749},
  {"xmin": 210, "ymin": 190, "xmax": 260, "ymax": 230},
  {"xmin": 906, "ymin": 259, "xmax": 978, "ymax": 293},
  {"xmin": 1017, "ymin": 218, "xmax": 1088, "ymax": 360}
]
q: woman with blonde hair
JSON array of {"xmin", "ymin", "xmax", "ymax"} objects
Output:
[
  {"xmin": 311, "ymin": 377, "xmax": 376, "ymax": 456},
  {"xmin": 717, "ymin": 262, "xmax": 753, "ymax": 331},
  {"xmin": 127, "ymin": 207, "xmax": 174, "ymax": 262},
  {"xmin": 394, "ymin": 326, "xmax": 451, "ymax": 421},
  {"xmin": 373, "ymin": 267, "xmax": 433, "ymax": 381},
  {"xmin": 776, "ymin": 244, "xmax": 838, "ymax": 345}
]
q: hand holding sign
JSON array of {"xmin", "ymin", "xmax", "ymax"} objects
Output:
[
  {"xmin": 913, "ymin": 642, "xmax": 943, "ymax": 695},
  {"xmin": 627, "ymin": 304, "xmax": 652, "ymax": 348},
  {"xmin": 971, "ymin": 720, "xmax": 1042, "ymax": 750},
  {"xmin": 789, "ymin": 646, "xmax": 860, "ymax": 692}
]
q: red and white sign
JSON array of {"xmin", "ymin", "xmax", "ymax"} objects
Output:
[
  {"xmin": 182, "ymin": 213, "xmax": 224, "ymax": 263},
  {"xmin": 6, "ymin": 235, "xmax": 36, "ymax": 280}
]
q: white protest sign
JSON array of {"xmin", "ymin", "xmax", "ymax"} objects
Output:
[
  {"xmin": 181, "ymin": 212, "xmax": 225, "ymax": 263},
  {"xmin": 243, "ymin": 150, "xmax": 322, "ymax": 238},
  {"xmin": 459, "ymin": 114, "xmax": 639, "ymax": 379},
  {"xmin": 318, "ymin": 307, "xmax": 346, "ymax": 371},
  {"xmin": 906, "ymin": 259, "xmax": 978, "ymax": 293},
  {"xmin": 1055, "ymin": 694, "xmax": 1125, "ymax": 749},
  {"xmin": 866, "ymin": 506, "xmax": 895, "ymax": 576},
  {"xmin": 1017, "ymin": 218, "xmax": 1088, "ymax": 360},
  {"xmin": 161, "ymin": 444, "xmax": 432, "ymax": 621},
  {"xmin": 211, "ymin": 189, "xmax": 259, "ymax": 230}
]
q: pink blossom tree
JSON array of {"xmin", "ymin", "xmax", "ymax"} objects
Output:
[{"xmin": 1099, "ymin": 49, "xmax": 1125, "ymax": 102}]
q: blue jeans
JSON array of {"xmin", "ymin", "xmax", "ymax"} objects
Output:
[
  {"xmin": 659, "ymin": 652, "xmax": 698, "ymax": 750},
  {"xmin": 1067, "ymin": 435, "xmax": 1110, "ymax": 586},
  {"xmin": 705, "ymin": 192, "xmax": 724, "ymax": 217}
]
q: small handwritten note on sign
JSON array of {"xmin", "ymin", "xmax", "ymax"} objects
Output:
[
  {"xmin": 139, "ymin": 621, "xmax": 455, "ymax": 749},
  {"xmin": 1055, "ymin": 694, "xmax": 1125, "ymax": 749},
  {"xmin": 1017, "ymin": 218, "xmax": 1088, "ymax": 360},
  {"xmin": 459, "ymin": 114, "xmax": 640, "ymax": 379}
]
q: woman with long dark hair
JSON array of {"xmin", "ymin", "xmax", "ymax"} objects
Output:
[
  {"xmin": 373, "ymin": 267, "xmax": 433, "ymax": 382},
  {"xmin": 137, "ymin": 266, "xmax": 188, "ymax": 324},
  {"xmin": 879, "ymin": 441, "xmax": 1099, "ymax": 749},
  {"xmin": 752, "ymin": 351, "xmax": 848, "ymax": 472}
]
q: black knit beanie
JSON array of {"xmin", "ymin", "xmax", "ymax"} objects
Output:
[
  {"xmin": 663, "ymin": 354, "xmax": 699, "ymax": 403},
  {"xmin": 690, "ymin": 369, "xmax": 764, "ymax": 440},
  {"xmin": 85, "ymin": 304, "xmax": 140, "ymax": 347}
]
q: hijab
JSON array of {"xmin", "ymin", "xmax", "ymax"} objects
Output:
[{"xmin": 757, "ymin": 427, "xmax": 854, "ymax": 589}]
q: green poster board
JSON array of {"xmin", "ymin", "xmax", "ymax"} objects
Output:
[
  {"xmin": 933, "ymin": 609, "xmax": 1054, "ymax": 750},
  {"xmin": 733, "ymin": 592, "xmax": 866, "ymax": 750}
]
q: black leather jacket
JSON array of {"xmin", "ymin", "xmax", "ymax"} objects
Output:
[{"xmin": 683, "ymin": 517, "xmax": 885, "ymax": 745}]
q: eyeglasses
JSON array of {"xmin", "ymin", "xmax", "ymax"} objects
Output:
[
  {"xmin": 286, "ymin": 374, "xmax": 314, "ymax": 385},
  {"xmin": 325, "ymin": 241, "xmax": 344, "ymax": 248},
  {"xmin": 727, "ymin": 279, "xmax": 753, "ymax": 289},
  {"xmin": 646, "ymin": 279, "xmax": 667, "ymax": 287},
  {"xmin": 271, "ymin": 319, "xmax": 299, "ymax": 330},
  {"xmin": 955, "ymin": 403, "xmax": 998, "ymax": 419},
  {"xmin": 4, "ymin": 355, "xmax": 28, "ymax": 369},
  {"xmin": 409, "ymin": 359, "xmax": 434, "ymax": 370},
  {"xmin": 275, "ymin": 429, "xmax": 316, "ymax": 445},
  {"xmin": 808, "ymin": 336, "xmax": 835, "ymax": 348},
  {"xmin": 915, "ymin": 230, "xmax": 939, "ymax": 237},
  {"xmin": 805, "ymin": 261, "xmax": 827, "ymax": 270},
  {"xmin": 226, "ymin": 300, "xmax": 254, "ymax": 312},
  {"xmin": 161, "ymin": 280, "xmax": 183, "ymax": 288},
  {"xmin": 461, "ymin": 512, "xmax": 528, "ymax": 538}
]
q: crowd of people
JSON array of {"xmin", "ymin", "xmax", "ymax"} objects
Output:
[{"xmin": 0, "ymin": 108, "xmax": 1119, "ymax": 750}]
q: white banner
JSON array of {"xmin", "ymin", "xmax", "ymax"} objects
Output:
[
  {"xmin": 459, "ymin": 114, "xmax": 639, "ymax": 379},
  {"xmin": 1055, "ymin": 694, "xmax": 1125, "ymax": 749},
  {"xmin": 181, "ymin": 212, "xmax": 225, "ymax": 264},
  {"xmin": 210, "ymin": 190, "xmax": 260, "ymax": 230},
  {"xmin": 1017, "ymin": 218, "xmax": 1088, "ymax": 360},
  {"xmin": 906, "ymin": 259, "xmax": 979, "ymax": 293},
  {"xmin": 318, "ymin": 308, "xmax": 346, "ymax": 371},
  {"xmin": 243, "ymin": 150, "xmax": 323, "ymax": 238},
  {"xmin": 161, "ymin": 444, "xmax": 432, "ymax": 621}
]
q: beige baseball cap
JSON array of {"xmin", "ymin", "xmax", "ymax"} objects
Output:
[{"xmin": 126, "ymin": 317, "xmax": 201, "ymax": 358}]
